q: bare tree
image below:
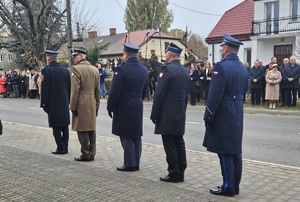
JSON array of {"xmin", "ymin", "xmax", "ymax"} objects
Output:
[
  {"xmin": 187, "ymin": 32, "xmax": 208, "ymax": 61},
  {"xmin": 0, "ymin": 0, "xmax": 67, "ymax": 69},
  {"xmin": 0, "ymin": 0, "xmax": 101, "ymax": 69}
]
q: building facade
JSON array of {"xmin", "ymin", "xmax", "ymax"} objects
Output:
[
  {"xmin": 251, "ymin": 0, "xmax": 300, "ymax": 65},
  {"xmin": 206, "ymin": 0, "xmax": 300, "ymax": 66}
]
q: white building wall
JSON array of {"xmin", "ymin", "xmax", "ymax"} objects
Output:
[
  {"xmin": 207, "ymin": 41, "xmax": 252, "ymax": 65},
  {"xmin": 254, "ymin": 0, "xmax": 291, "ymax": 20}
]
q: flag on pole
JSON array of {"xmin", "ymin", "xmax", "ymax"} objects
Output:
[
  {"xmin": 144, "ymin": 31, "xmax": 150, "ymax": 41},
  {"xmin": 150, "ymin": 30, "xmax": 159, "ymax": 38},
  {"xmin": 125, "ymin": 32, "xmax": 130, "ymax": 43},
  {"xmin": 180, "ymin": 29, "xmax": 187, "ymax": 43}
]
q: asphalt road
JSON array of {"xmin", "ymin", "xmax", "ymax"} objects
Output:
[{"xmin": 0, "ymin": 98, "xmax": 299, "ymax": 167}]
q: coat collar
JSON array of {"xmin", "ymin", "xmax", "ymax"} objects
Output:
[{"xmin": 223, "ymin": 53, "xmax": 239, "ymax": 60}]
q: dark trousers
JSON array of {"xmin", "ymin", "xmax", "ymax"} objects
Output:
[
  {"xmin": 120, "ymin": 137, "xmax": 141, "ymax": 167},
  {"xmin": 251, "ymin": 89, "xmax": 261, "ymax": 105},
  {"xmin": 280, "ymin": 88, "xmax": 286, "ymax": 106},
  {"xmin": 12, "ymin": 85, "xmax": 19, "ymax": 98},
  {"xmin": 149, "ymin": 81, "xmax": 156, "ymax": 96},
  {"xmin": 161, "ymin": 134, "xmax": 187, "ymax": 180},
  {"xmin": 77, "ymin": 131, "xmax": 96, "ymax": 159},
  {"xmin": 190, "ymin": 92, "xmax": 197, "ymax": 106},
  {"xmin": 286, "ymin": 88, "xmax": 298, "ymax": 107},
  {"xmin": 218, "ymin": 153, "xmax": 242, "ymax": 195},
  {"xmin": 52, "ymin": 126, "xmax": 69, "ymax": 152}
]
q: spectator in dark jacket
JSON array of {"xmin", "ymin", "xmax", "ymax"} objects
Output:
[
  {"xmin": 279, "ymin": 58, "xmax": 289, "ymax": 106},
  {"xmin": 249, "ymin": 59, "xmax": 264, "ymax": 105},
  {"xmin": 189, "ymin": 63, "xmax": 200, "ymax": 106},
  {"xmin": 10, "ymin": 70, "xmax": 20, "ymax": 98},
  {"xmin": 96, "ymin": 60, "xmax": 107, "ymax": 98},
  {"xmin": 281, "ymin": 55, "xmax": 300, "ymax": 107}
]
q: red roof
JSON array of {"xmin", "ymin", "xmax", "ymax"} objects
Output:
[
  {"xmin": 100, "ymin": 29, "xmax": 178, "ymax": 56},
  {"xmin": 206, "ymin": 0, "xmax": 254, "ymax": 44}
]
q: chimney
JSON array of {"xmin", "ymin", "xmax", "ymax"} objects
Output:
[
  {"xmin": 88, "ymin": 31, "xmax": 97, "ymax": 38},
  {"xmin": 109, "ymin": 28, "xmax": 116, "ymax": 35}
]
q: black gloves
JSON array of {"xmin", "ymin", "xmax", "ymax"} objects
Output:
[
  {"xmin": 72, "ymin": 110, "xmax": 78, "ymax": 116},
  {"xmin": 205, "ymin": 122, "xmax": 211, "ymax": 130},
  {"xmin": 43, "ymin": 107, "xmax": 48, "ymax": 113},
  {"xmin": 96, "ymin": 109, "xmax": 98, "ymax": 117},
  {"xmin": 0, "ymin": 119, "xmax": 2, "ymax": 135},
  {"xmin": 108, "ymin": 111, "xmax": 113, "ymax": 118}
]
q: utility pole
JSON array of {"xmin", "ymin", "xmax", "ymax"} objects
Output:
[{"xmin": 66, "ymin": 0, "xmax": 72, "ymax": 69}]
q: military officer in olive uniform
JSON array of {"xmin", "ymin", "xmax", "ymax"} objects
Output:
[
  {"xmin": 203, "ymin": 34, "xmax": 248, "ymax": 197},
  {"xmin": 150, "ymin": 49, "xmax": 158, "ymax": 61},
  {"xmin": 70, "ymin": 49, "xmax": 100, "ymax": 161},
  {"xmin": 41, "ymin": 50, "xmax": 71, "ymax": 155},
  {"xmin": 150, "ymin": 43, "xmax": 190, "ymax": 183},
  {"xmin": 107, "ymin": 43, "xmax": 149, "ymax": 171}
]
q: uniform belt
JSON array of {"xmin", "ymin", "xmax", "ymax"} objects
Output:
[
  {"xmin": 79, "ymin": 91, "xmax": 94, "ymax": 94},
  {"xmin": 124, "ymin": 92, "xmax": 142, "ymax": 97},
  {"xmin": 224, "ymin": 94, "xmax": 243, "ymax": 100}
]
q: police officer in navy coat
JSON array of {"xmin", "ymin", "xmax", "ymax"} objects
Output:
[
  {"xmin": 41, "ymin": 50, "xmax": 71, "ymax": 154},
  {"xmin": 150, "ymin": 43, "xmax": 190, "ymax": 183},
  {"xmin": 107, "ymin": 43, "xmax": 149, "ymax": 171},
  {"xmin": 203, "ymin": 34, "xmax": 248, "ymax": 197}
]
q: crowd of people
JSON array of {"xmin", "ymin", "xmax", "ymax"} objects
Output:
[
  {"xmin": 185, "ymin": 55, "xmax": 300, "ymax": 109},
  {"xmin": 0, "ymin": 68, "xmax": 41, "ymax": 99},
  {"xmin": 248, "ymin": 56, "xmax": 300, "ymax": 108}
]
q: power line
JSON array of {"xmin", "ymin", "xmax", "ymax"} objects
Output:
[
  {"xmin": 169, "ymin": 1, "xmax": 222, "ymax": 16},
  {"xmin": 114, "ymin": 0, "xmax": 125, "ymax": 12}
]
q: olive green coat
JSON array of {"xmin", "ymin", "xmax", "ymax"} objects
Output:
[{"xmin": 70, "ymin": 60, "xmax": 100, "ymax": 131}]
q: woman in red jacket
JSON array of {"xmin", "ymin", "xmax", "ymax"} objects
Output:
[{"xmin": 0, "ymin": 73, "xmax": 7, "ymax": 97}]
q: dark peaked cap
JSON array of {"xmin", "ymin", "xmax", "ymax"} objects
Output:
[
  {"xmin": 44, "ymin": 49, "xmax": 59, "ymax": 56},
  {"xmin": 71, "ymin": 49, "xmax": 87, "ymax": 56},
  {"xmin": 123, "ymin": 43, "xmax": 140, "ymax": 53},
  {"xmin": 220, "ymin": 34, "xmax": 243, "ymax": 49},
  {"xmin": 166, "ymin": 42, "xmax": 182, "ymax": 54}
]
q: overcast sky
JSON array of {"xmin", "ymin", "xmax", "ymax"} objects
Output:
[{"xmin": 81, "ymin": 0, "xmax": 244, "ymax": 38}]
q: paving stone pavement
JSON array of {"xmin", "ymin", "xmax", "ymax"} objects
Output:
[{"xmin": 0, "ymin": 121, "xmax": 300, "ymax": 202}]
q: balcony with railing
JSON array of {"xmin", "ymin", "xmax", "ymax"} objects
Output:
[{"xmin": 252, "ymin": 15, "xmax": 300, "ymax": 36}]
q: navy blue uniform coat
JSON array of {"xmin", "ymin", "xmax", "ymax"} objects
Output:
[
  {"xmin": 203, "ymin": 53, "xmax": 248, "ymax": 154},
  {"xmin": 41, "ymin": 61, "xmax": 71, "ymax": 127},
  {"xmin": 107, "ymin": 57, "xmax": 149, "ymax": 138},
  {"xmin": 150, "ymin": 60, "xmax": 190, "ymax": 136}
]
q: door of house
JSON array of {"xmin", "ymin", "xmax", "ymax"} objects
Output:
[
  {"xmin": 274, "ymin": 45, "xmax": 293, "ymax": 66},
  {"xmin": 246, "ymin": 49, "xmax": 252, "ymax": 65}
]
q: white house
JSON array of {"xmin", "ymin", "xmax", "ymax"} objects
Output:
[
  {"xmin": 206, "ymin": 0, "xmax": 300, "ymax": 66},
  {"xmin": 251, "ymin": 0, "xmax": 300, "ymax": 65}
]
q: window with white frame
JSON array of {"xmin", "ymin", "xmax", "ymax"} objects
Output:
[
  {"xmin": 265, "ymin": 1, "xmax": 279, "ymax": 34},
  {"xmin": 8, "ymin": 54, "xmax": 13, "ymax": 62},
  {"xmin": 290, "ymin": 0, "xmax": 300, "ymax": 21}
]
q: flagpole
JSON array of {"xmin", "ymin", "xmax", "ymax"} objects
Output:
[
  {"xmin": 159, "ymin": 28, "xmax": 162, "ymax": 62},
  {"xmin": 185, "ymin": 25, "xmax": 187, "ymax": 55},
  {"xmin": 145, "ymin": 34, "xmax": 149, "ymax": 59}
]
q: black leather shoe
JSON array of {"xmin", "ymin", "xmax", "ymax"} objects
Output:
[
  {"xmin": 51, "ymin": 150, "xmax": 66, "ymax": 154},
  {"xmin": 210, "ymin": 188, "xmax": 234, "ymax": 197},
  {"xmin": 74, "ymin": 156, "xmax": 90, "ymax": 161},
  {"xmin": 135, "ymin": 166, "xmax": 139, "ymax": 170},
  {"xmin": 159, "ymin": 175, "xmax": 179, "ymax": 183},
  {"xmin": 116, "ymin": 166, "xmax": 138, "ymax": 171},
  {"xmin": 179, "ymin": 174, "xmax": 184, "ymax": 182},
  {"xmin": 217, "ymin": 185, "xmax": 239, "ymax": 195},
  {"xmin": 90, "ymin": 156, "xmax": 95, "ymax": 161}
]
